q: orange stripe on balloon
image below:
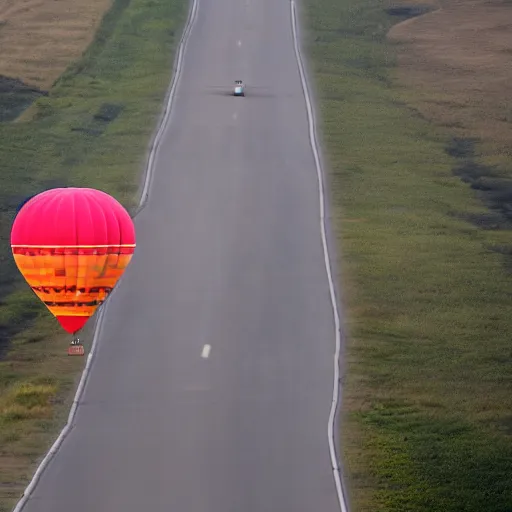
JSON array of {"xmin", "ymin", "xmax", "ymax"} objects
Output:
[{"xmin": 12, "ymin": 250, "xmax": 134, "ymax": 333}]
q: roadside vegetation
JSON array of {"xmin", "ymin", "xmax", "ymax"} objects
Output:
[
  {"xmin": 301, "ymin": 0, "xmax": 512, "ymax": 510},
  {"xmin": 0, "ymin": 0, "xmax": 186, "ymax": 509}
]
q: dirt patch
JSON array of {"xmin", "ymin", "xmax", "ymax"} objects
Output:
[
  {"xmin": 387, "ymin": 0, "xmax": 512, "ymax": 162},
  {"xmin": 0, "ymin": 75, "xmax": 47, "ymax": 122},
  {"xmin": 388, "ymin": 0, "xmax": 512, "ymax": 271},
  {"xmin": 0, "ymin": 0, "xmax": 114, "ymax": 90},
  {"xmin": 445, "ymin": 137, "xmax": 512, "ymax": 228},
  {"xmin": 385, "ymin": 4, "xmax": 433, "ymax": 18},
  {"xmin": 70, "ymin": 102, "xmax": 124, "ymax": 136}
]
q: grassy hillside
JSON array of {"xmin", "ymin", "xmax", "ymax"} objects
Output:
[
  {"xmin": 0, "ymin": 0, "xmax": 187, "ymax": 509},
  {"xmin": 301, "ymin": 0, "xmax": 512, "ymax": 510}
]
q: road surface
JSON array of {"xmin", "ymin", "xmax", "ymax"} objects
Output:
[{"xmin": 22, "ymin": 0, "xmax": 342, "ymax": 510}]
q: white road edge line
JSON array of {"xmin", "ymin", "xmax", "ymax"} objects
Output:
[
  {"xmin": 140, "ymin": 0, "xmax": 200, "ymax": 206},
  {"xmin": 290, "ymin": 2, "xmax": 349, "ymax": 512},
  {"xmin": 201, "ymin": 344, "xmax": 211, "ymax": 359},
  {"xmin": 11, "ymin": 0, "xmax": 200, "ymax": 510}
]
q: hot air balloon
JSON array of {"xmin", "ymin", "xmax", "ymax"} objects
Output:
[{"xmin": 10, "ymin": 187, "xmax": 136, "ymax": 347}]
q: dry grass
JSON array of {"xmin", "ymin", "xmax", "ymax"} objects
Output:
[
  {"xmin": 305, "ymin": 0, "xmax": 512, "ymax": 508},
  {"xmin": 0, "ymin": 0, "xmax": 113, "ymax": 89},
  {"xmin": 0, "ymin": 318, "xmax": 84, "ymax": 509},
  {"xmin": 388, "ymin": 0, "xmax": 512, "ymax": 164}
]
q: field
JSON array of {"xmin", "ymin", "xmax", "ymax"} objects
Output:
[
  {"xmin": 389, "ymin": 0, "xmax": 512, "ymax": 165},
  {"xmin": 0, "ymin": 0, "xmax": 113, "ymax": 90},
  {"xmin": 1, "ymin": 0, "xmax": 512, "ymax": 509},
  {"xmin": 301, "ymin": 0, "xmax": 512, "ymax": 509},
  {"xmin": 0, "ymin": 0, "xmax": 187, "ymax": 509}
]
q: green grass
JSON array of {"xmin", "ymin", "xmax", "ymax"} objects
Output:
[
  {"xmin": 300, "ymin": 0, "xmax": 512, "ymax": 510},
  {"xmin": 2, "ymin": 0, "xmax": 511, "ymax": 509},
  {"xmin": 0, "ymin": 0, "xmax": 187, "ymax": 508}
]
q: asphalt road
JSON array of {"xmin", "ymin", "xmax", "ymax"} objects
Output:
[{"xmin": 22, "ymin": 0, "xmax": 341, "ymax": 510}]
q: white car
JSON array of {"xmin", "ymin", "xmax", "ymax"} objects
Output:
[{"xmin": 234, "ymin": 80, "xmax": 245, "ymax": 96}]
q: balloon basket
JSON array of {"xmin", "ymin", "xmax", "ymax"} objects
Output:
[{"xmin": 68, "ymin": 344, "xmax": 85, "ymax": 356}]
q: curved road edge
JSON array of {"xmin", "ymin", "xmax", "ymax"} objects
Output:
[
  {"xmin": 11, "ymin": 0, "xmax": 350, "ymax": 510},
  {"xmin": 290, "ymin": 1, "xmax": 349, "ymax": 511},
  {"xmin": 11, "ymin": 0, "xmax": 200, "ymax": 510}
]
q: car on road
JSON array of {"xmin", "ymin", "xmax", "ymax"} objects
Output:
[{"xmin": 234, "ymin": 80, "xmax": 245, "ymax": 97}]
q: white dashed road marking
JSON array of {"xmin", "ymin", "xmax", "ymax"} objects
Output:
[{"xmin": 201, "ymin": 344, "xmax": 211, "ymax": 359}]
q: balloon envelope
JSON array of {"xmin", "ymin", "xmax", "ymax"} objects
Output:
[{"xmin": 10, "ymin": 187, "xmax": 136, "ymax": 334}]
